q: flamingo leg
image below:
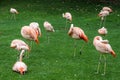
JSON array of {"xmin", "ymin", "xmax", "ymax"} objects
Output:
[
  {"xmin": 13, "ymin": 14, "xmax": 16, "ymax": 20},
  {"xmin": 79, "ymin": 43, "xmax": 86, "ymax": 55},
  {"xmin": 96, "ymin": 54, "xmax": 102, "ymax": 74},
  {"xmin": 73, "ymin": 40, "xmax": 77, "ymax": 57},
  {"xmin": 103, "ymin": 16, "xmax": 106, "ymax": 27},
  {"xmin": 65, "ymin": 19, "xmax": 67, "ymax": 30},
  {"xmin": 102, "ymin": 55, "xmax": 106, "ymax": 75},
  {"xmin": 46, "ymin": 31, "xmax": 50, "ymax": 44},
  {"xmin": 100, "ymin": 18, "xmax": 104, "ymax": 28}
]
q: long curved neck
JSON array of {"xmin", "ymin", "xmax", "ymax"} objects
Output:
[{"xmin": 19, "ymin": 50, "xmax": 25, "ymax": 62}]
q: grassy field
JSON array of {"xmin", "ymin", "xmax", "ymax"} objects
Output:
[{"xmin": 0, "ymin": 0, "xmax": 120, "ymax": 80}]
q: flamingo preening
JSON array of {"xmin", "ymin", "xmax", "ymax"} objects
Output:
[
  {"xmin": 98, "ymin": 27, "xmax": 108, "ymax": 36},
  {"xmin": 29, "ymin": 22, "xmax": 42, "ymax": 37},
  {"xmin": 93, "ymin": 36, "xmax": 116, "ymax": 75},
  {"xmin": 21, "ymin": 26, "xmax": 39, "ymax": 45},
  {"xmin": 68, "ymin": 24, "xmax": 88, "ymax": 57}
]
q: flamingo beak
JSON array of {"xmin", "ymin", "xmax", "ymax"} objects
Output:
[
  {"xmin": 20, "ymin": 67, "xmax": 24, "ymax": 75},
  {"xmin": 35, "ymin": 39, "xmax": 39, "ymax": 44},
  {"xmin": 81, "ymin": 34, "xmax": 88, "ymax": 42}
]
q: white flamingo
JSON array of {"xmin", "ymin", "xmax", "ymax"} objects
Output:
[{"xmin": 10, "ymin": 8, "xmax": 19, "ymax": 20}]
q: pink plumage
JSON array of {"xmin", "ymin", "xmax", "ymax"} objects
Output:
[
  {"xmin": 43, "ymin": 21, "xmax": 55, "ymax": 32},
  {"xmin": 102, "ymin": 7, "xmax": 112, "ymax": 12},
  {"xmin": 68, "ymin": 24, "xmax": 88, "ymax": 42},
  {"xmin": 62, "ymin": 12, "xmax": 72, "ymax": 21},
  {"xmin": 12, "ymin": 61, "xmax": 27, "ymax": 75},
  {"xmin": 93, "ymin": 36, "xmax": 116, "ymax": 57},
  {"xmin": 12, "ymin": 49, "xmax": 27, "ymax": 75},
  {"xmin": 98, "ymin": 27, "xmax": 107, "ymax": 35},
  {"xmin": 21, "ymin": 26, "xmax": 39, "ymax": 44},
  {"xmin": 29, "ymin": 22, "xmax": 42, "ymax": 37},
  {"xmin": 10, "ymin": 39, "xmax": 30, "ymax": 51}
]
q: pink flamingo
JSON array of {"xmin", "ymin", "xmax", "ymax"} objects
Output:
[
  {"xmin": 93, "ymin": 36, "xmax": 116, "ymax": 75},
  {"xmin": 43, "ymin": 21, "xmax": 55, "ymax": 43},
  {"xmin": 68, "ymin": 24, "xmax": 88, "ymax": 56},
  {"xmin": 29, "ymin": 22, "xmax": 42, "ymax": 37},
  {"xmin": 12, "ymin": 50, "xmax": 27, "ymax": 75},
  {"xmin": 21, "ymin": 26, "xmax": 39, "ymax": 44},
  {"xmin": 62, "ymin": 12, "xmax": 72, "ymax": 30},
  {"xmin": 98, "ymin": 27, "xmax": 108, "ymax": 36},
  {"xmin": 10, "ymin": 39, "xmax": 30, "ymax": 58}
]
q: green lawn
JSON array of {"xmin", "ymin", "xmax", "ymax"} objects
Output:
[{"xmin": 0, "ymin": 0, "xmax": 120, "ymax": 80}]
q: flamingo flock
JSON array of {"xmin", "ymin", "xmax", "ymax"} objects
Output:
[
  {"xmin": 9, "ymin": 6, "xmax": 116, "ymax": 76},
  {"xmin": 94, "ymin": 7, "xmax": 116, "ymax": 75}
]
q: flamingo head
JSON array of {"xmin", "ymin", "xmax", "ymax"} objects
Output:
[
  {"xmin": 81, "ymin": 34, "xmax": 88, "ymax": 42},
  {"xmin": 20, "ymin": 67, "xmax": 24, "ymax": 75}
]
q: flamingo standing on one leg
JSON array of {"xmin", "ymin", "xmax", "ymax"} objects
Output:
[
  {"xmin": 62, "ymin": 12, "xmax": 72, "ymax": 30},
  {"xmin": 43, "ymin": 21, "xmax": 55, "ymax": 43},
  {"xmin": 21, "ymin": 26, "xmax": 39, "ymax": 44},
  {"xmin": 12, "ymin": 50, "xmax": 27, "ymax": 75},
  {"xmin": 10, "ymin": 39, "xmax": 30, "ymax": 59},
  {"xmin": 68, "ymin": 24, "xmax": 88, "ymax": 57},
  {"xmin": 29, "ymin": 22, "xmax": 42, "ymax": 37},
  {"xmin": 93, "ymin": 36, "xmax": 116, "ymax": 75},
  {"xmin": 10, "ymin": 8, "xmax": 19, "ymax": 20}
]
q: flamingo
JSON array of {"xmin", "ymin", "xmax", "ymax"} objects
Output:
[
  {"xmin": 93, "ymin": 36, "xmax": 116, "ymax": 75},
  {"xmin": 21, "ymin": 26, "xmax": 39, "ymax": 44},
  {"xmin": 29, "ymin": 22, "xmax": 42, "ymax": 37},
  {"xmin": 98, "ymin": 10, "xmax": 109, "ymax": 27},
  {"xmin": 43, "ymin": 21, "xmax": 55, "ymax": 43},
  {"xmin": 68, "ymin": 24, "xmax": 88, "ymax": 57},
  {"xmin": 12, "ymin": 50, "xmax": 27, "ymax": 75},
  {"xmin": 98, "ymin": 27, "xmax": 108, "ymax": 36},
  {"xmin": 10, "ymin": 8, "xmax": 19, "ymax": 20},
  {"xmin": 62, "ymin": 12, "xmax": 72, "ymax": 30},
  {"xmin": 102, "ymin": 7, "xmax": 112, "ymax": 13},
  {"xmin": 10, "ymin": 39, "xmax": 30, "ymax": 59}
]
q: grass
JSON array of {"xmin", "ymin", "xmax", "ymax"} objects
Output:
[{"xmin": 0, "ymin": 0, "xmax": 120, "ymax": 80}]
